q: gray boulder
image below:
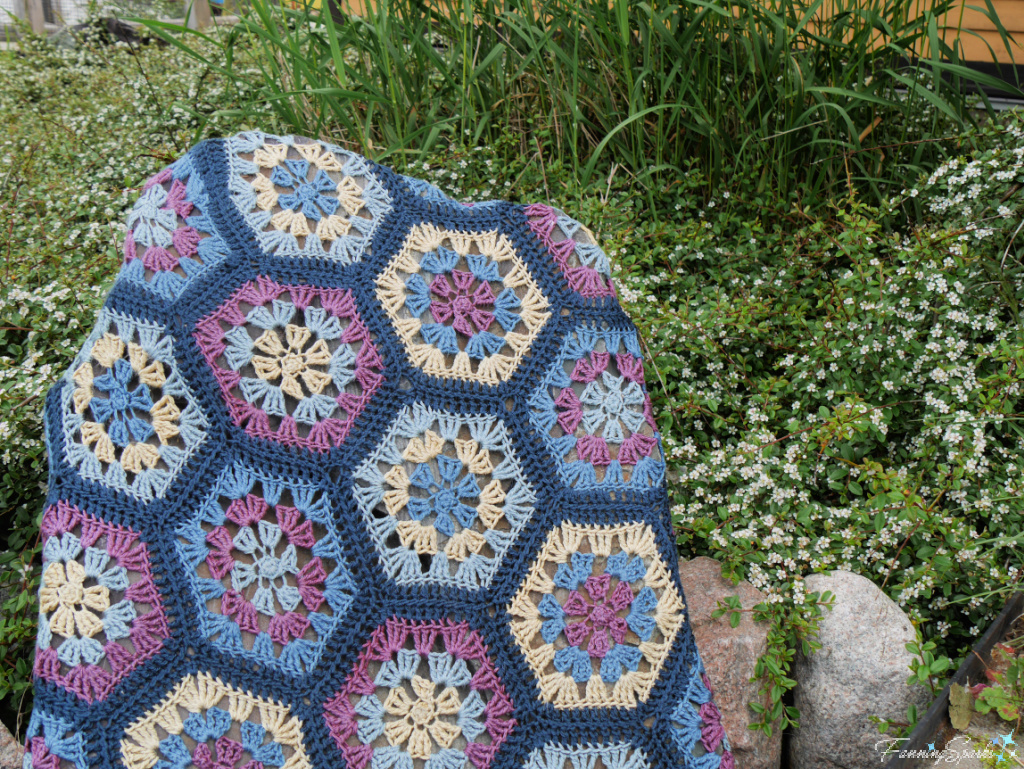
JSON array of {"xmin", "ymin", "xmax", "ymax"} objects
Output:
[
  {"xmin": 680, "ymin": 557, "xmax": 781, "ymax": 769},
  {"xmin": 789, "ymin": 570, "xmax": 932, "ymax": 769}
]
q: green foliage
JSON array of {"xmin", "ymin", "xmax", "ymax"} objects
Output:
[
  {"xmin": 139, "ymin": 0, "xmax": 1021, "ymax": 210},
  {"xmin": 617, "ymin": 115, "xmax": 1024, "ymax": 738},
  {"xmin": 975, "ymin": 644, "xmax": 1024, "ymax": 725},
  {"xmin": 869, "ymin": 706, "xmax": 919, "ymax": 738},
  {"xmin": 712, "ymin": 590, "xmax": 832, "ymax": 734},
  {"xmin": 907, "ymin": 631, "xmax": 953, "ymax": 694}
]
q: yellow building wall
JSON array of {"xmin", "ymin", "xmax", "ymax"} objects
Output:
[
  {"xmin": 793, "ymin": 0, "xmax": 1023, "ymax": 63},
  {"xmin": 940, "ymin": 0, "xmax": 1024, "ymax": 62}
]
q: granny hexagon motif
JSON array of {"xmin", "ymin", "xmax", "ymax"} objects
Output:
[{"xmin": 28, "ymin": 132, "xmax": 732, "ymax": 769}]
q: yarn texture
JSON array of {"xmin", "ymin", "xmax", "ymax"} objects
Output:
[{"xmin": 26, "ymin": 132, "xmax": 734, "ymax": 769}]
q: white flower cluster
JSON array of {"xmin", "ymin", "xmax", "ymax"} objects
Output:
[{"xmin": 629, "ymin": 115, "xmax": 1024, "ymax": 652}]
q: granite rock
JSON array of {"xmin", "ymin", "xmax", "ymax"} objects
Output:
[
  {"xmin": 680, "ymin": 557, "xmax": 781, "ymax": 769},
  {"xmin": 789, "ymin": 570, "xmax": 932, "ymax": 769},
  {"xmin": 0, "ymin": 717, "xmax": 23, "ymax": 769}
]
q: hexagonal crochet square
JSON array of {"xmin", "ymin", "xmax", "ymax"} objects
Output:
[{"xmin": 27, "ymin": 132, "xmax": 733, "ymax": 769}]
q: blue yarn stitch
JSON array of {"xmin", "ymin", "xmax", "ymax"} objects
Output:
[
  {"xmin": 401, "ymin": 174, "xmax": 504, "ymax": 211},
  {"xmin": 117, "ymin": 152, "xmax": 231, "ymax": 302},
  {"xmin": 667, "ymin": 657, "xmax": 734, "ymax": 769},
  {"xmin": 352, "ymin": 402, "xmax": 536, "ymax": 590},
  {"xmin": 524, "ymin": 743, "xmax": 651, "ymax": 769},
  {"xmin": 528, "ymin": 325, "xmax": 666, "ymax": 490},
  {"xmin": 224, "ymin": 131, "xmax": 393, "ymax": 264},
  {"xmin": 22, "ymin": 710, "xmax": 88, "ymax": 769}
]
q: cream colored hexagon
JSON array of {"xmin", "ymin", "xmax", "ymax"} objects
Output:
[
  {"xmin": 508, "ymin": 521, "xmax": 685, "ymax": 709},
  {"xmin": 376, "ymin": 223, "xmax": 550, "ymax": 386},
  {"xmin": 121, "ymin": 672, "xmax": 311, "ymax": 769}
]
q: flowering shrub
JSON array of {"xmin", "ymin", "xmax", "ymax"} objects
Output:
[{"xmin": 607, "ymin": 115, "xmax": 1024, "ymax": 730}]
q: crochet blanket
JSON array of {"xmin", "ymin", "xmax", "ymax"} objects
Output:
[{"xmin": 25, "ymin": 132, "xmax": 733, "ymax": 769}]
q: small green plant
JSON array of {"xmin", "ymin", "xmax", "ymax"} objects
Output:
[
  {"xmin": 864, "ymin": 630, "xmax": 949, "ymax": 737},
  {"xmin": 712, "ymin": 588, "xmax": 833, "ymax": 735},
  {"xmin": 907, "ymin": 629, "xmax": 954, "ymax": 695},
  {"xmin": 974, "ymin": 644, "xmax": 1024, "ymax": 726}
]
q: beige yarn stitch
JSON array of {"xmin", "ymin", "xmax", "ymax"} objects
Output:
[
  {"xmin": 508, "ymin": 522, "xmax": 685, "ymax": 709},
  {"xmin": 121, "ymin": 673, "xmax": 311, "ymax": 769},
  {"xmin": 376, "ymin": 223, "xmax": 550, "ymax": 386}
]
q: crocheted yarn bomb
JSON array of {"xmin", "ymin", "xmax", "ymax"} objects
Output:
[{"xmin": 26, "ymin": 132, "xmax": 734, "ymax": 769}]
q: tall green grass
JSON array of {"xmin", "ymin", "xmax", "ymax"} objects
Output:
[{"xmin": 142, "ymin": 0, "xmax": 1022, "ymax": 208}]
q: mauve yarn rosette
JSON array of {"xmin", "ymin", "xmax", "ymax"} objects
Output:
[{"xmin": 25, "ymin": 131, "xmax": 734, "ymax": 769}]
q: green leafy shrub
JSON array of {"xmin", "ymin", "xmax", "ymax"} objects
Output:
[{"xmin": 608, "ymin": 113, "xmax": 1024, "ymax": 732}]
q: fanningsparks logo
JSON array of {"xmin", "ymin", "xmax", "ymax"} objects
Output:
[{"xmin": 876, "ymin": 730, "xmax": 1017, "ymax": 764}]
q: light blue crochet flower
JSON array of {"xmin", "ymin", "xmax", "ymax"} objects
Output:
[
  {"xmin": 125, "ymin": 184, "xmax": 177, "ymax": 248},
  {"xmin": 271, "ymin": 159, "xmax": 340, "ymax": 222},
  {"xmin": 352, "ymin": 403, "xmax": 537, "ymax": 589},
  {"xmin": 407, "ymin": 456, "xmax": 482, "ymax": 536},
  {"xmin": 90, "ymin": 358, "xmax": 155, "ymax": 447},
  {"xmin": 580, "ymin": 372, "xmax": 647, "ymax": 443},
  {"xmin": 229, "ymin": 521, "xmax": 302, "ymax": 616}
]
